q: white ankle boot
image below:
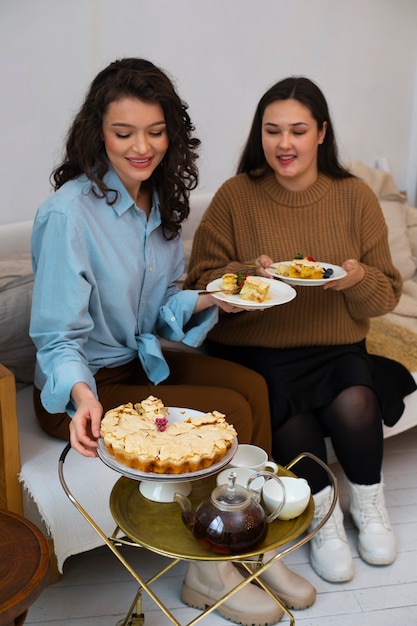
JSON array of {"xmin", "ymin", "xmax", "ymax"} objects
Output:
[
  {"xmin": 347, "ymin": 479, "xmax": 397, "ymax": 565},
  {"xmin": 247, "ymin": 552, "xmax": 316, "ymax": 609},
  {"xmin": 181, "ymin": 560, "xmax": 283, "ymax": 625},
  {"xmin": 309, "ymin": 485, "xmax": 354, "ymax": 583}
]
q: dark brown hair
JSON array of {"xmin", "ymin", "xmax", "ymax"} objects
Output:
[
  {"xmin": 237, "ymin": 76, "xmax": 352, "ymax": 180},
  {"xmin": 52, "ymin": 58, "xmax": 200, "ymax": 238}
]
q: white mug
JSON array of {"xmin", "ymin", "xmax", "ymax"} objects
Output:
[
  {"xmin": 229, "ymin": 444, "xmax": 278, "ymax": 474},
  {"xmin": 262, "ymin": 476, "xmax": 311, "ymax": 520}
]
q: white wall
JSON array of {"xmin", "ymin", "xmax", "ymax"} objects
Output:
[{"xmin": 1, "ymin": 0, "xmax": 417, "ymax": 226}]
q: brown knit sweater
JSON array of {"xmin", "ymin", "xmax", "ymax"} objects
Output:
[{"xmin": 185, "ymin": 171, "xmax": 402, "ymax": 348}]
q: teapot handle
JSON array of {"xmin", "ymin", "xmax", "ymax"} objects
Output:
[{"xmin": 247, "ymin": 471, "xmax": 286, "ymax": 523}]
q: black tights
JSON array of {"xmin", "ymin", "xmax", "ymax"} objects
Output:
[{"xmin": 272, "ymin": 385, "xmax": 384, "ymax": 494}]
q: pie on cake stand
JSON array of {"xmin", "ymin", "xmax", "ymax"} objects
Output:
[{"xmin": 97, "ymin": 407, "xmax": 238, "ymax": 502}]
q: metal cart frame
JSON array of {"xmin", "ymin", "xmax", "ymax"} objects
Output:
[{"xmin": 58, "ymin": 444, "xmax": 337, "ymax": 626}]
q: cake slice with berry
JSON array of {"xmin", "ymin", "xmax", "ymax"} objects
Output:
[
  {"xmin": 275, "ymin": 254, "xmax": 334, "ymax": 280},
  {"xmin": 289, "ymin": 255, "xmax": 324, "ymax": 279},
  {"xmin": 221, "ymin": 272, "xmax": 270, "ymax": 302}
]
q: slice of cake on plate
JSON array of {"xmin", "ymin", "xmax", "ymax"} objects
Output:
[{"xmin": 239, "ymin": 276, "xmax": 270, "ymax": 302}]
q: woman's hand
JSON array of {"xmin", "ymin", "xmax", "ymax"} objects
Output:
[
  {"xmin": 323, "ymin": 259, "xmax": 365, "ymax": 290},
  {"xmin": 69, "ymin": 382, "xmax": 103, "ymax": 457},
  {"xmin": 196, "ymin": 293, "xmax": 244, "ymax": 313},
  {"xmin": 254, "ymin": 254, "xmax": 274, "ymax": 278}
]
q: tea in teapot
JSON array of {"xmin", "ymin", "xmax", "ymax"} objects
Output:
[{"xmin": 174, "ymin": 470, "xmax": 286, "ymax": 554}]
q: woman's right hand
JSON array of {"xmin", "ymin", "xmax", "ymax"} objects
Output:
[
  {"xmin": 254, "ymin": 254, "xmax": 274, "ymax": 278},
  {"xmin": 69, "ymin": 382, "xmax": 103, "ymax": 457},
  {"xmin": 195, "ymin": 292, "xmax": 244, "ymax": 313}
]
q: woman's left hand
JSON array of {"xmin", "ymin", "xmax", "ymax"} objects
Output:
[{"xmin": 323, "ymin": 259, "xmax": 365, "ymax": 290}]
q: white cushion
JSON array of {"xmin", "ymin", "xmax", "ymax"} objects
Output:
[
  {"xmin": 17, "ymin": 385, "xmax": 119, "ymax": 572},
  {"xmin": 379, "ymin": 198, "xmax": 416, "ymax": 280},
  {"xmin": 0, "ymin": 254, "xmax": 35, "ymax": 386}
]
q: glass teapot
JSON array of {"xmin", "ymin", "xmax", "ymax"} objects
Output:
[{"xmin": 174, "ymin": 470, "xmax": 286, "ymax": 554}]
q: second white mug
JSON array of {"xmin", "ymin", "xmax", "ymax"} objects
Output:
[{"xmin": 229, "ymin": 444, "xmax": 278, "ymax": 474}]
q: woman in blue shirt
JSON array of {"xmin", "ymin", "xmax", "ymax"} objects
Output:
[
  {"xmin": 30, "ymin": 58, "xmax": 316, "ymax": 624},
  {"xmin": 30, "ymin": 57, "xmax": 268, "ymax": 456}
]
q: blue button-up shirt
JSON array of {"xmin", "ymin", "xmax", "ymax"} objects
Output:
[{"xmin": 30, "ymin": 167, "xmax": 218, "ymax": 415}]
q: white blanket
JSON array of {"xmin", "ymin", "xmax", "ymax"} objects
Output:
[{"xmin": 17, "ymin": 386, "xmax": 120, "ymax": 572}]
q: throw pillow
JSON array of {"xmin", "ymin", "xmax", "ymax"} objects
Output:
[
  {"xmin": 0, "ymin": 254, "xmax": 36, "ymax": 386},
  {"xmin": 349, "ymin": 160, "xmax": 400, "ymax": 197},
  {"xmin": 406, "ymin": 204, "xmax": 417, "ymax": 262},
  {"xmin": 348, "ymin": 161, "xmax": 416, "ymax": 280},
  {"xmin": 379, "ymin": 198, "xmax": 416, "ymax": 280}
]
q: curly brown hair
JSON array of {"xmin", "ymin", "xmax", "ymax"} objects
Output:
[{"xmin": 51, "ymin": 58, "xmax": 200, "ymax": 239}]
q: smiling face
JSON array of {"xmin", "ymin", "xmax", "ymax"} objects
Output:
[
  {"xmin": 261, "ymin": 98, "xmax": 327, "ymax": 192},
  {"xmin": 102, "ymin": 97, "xmax": 169, "ymax": 202}
]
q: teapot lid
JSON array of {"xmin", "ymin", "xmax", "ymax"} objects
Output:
[{"xmin": 211, "ymin": 471, "xmax": 251, "ymax": 510}]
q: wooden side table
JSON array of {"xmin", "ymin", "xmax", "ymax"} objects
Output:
[{"xmin": 0, "ymin": 509, "xmax": 50, "ymax": 626}]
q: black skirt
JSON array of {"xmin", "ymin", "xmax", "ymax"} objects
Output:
[{"xmin": 205, "ymin": 339, "xmax": 416, "ymax": 430}]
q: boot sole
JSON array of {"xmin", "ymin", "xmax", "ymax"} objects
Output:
[{"xmin": 181, "ymin": 581, "xmax": 283, "ymax": 626}]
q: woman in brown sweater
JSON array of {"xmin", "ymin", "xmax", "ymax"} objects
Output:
[{"xmin": 185, "ymin": 76, "xmax": 416, "ymax": 584}]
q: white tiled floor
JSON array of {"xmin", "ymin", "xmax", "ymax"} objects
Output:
[{"xmin": 25, "ymin": 427, "xmax": 417, "ymax": 625}]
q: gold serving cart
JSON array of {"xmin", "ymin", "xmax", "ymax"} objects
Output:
[{"xmin": 59, "ymin": 445, "xmax": 337, "ymax": 626}]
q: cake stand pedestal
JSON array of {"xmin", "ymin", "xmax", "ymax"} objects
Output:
[{"xmin": 138, "ymin": 479, "xmax": 192, "ymax": 502}]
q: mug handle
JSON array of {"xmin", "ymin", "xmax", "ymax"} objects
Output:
[
  {"xmin": 264, "ymin": 460, "xmax": 279, "ymax": 474},
  {"xmin": 247, "ymin": 471, "xmax": 286, "ymax": 523}
]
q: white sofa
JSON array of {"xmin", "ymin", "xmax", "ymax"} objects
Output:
[{"xmin": 0, "ymin": 164, "xmax": 416, "ymax": 581}]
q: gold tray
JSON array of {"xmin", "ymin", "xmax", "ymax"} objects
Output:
[{"xmin": 110, "ymin": 466, "xmax": 314, "ymax": 561}]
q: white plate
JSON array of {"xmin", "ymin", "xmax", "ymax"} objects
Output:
[
  {"xmin": 266, "ymin": 262, "xmax": 347, "ymax": 286},
  {"xmin": 206, "ymin": 277, "xmax": 296, "ymax": 308},
  {"xmin": 97, "ymin": 406, "xmax": 238, "ymax": 482}
]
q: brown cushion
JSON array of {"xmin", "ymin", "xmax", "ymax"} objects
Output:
[{"xmin": 0, "ymin": 255, "xmax": 35, "ymax": 385}]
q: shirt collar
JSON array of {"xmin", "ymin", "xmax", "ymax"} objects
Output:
[
  {"xmin": 102, "ymin": 166, "xmax": 136, "ymax": 217},
  {"xmin": 102, "ymin": 165, "xmax": 161, "ymax": 224}
]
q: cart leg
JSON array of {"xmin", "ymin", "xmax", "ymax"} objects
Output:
[
  {"xmin": 116, "ymin": 587, "xmax": 145, "ymax": 626},
  {"xmin": 238, "ymin": 557, "xmax": 295, "ymax": 626}
]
